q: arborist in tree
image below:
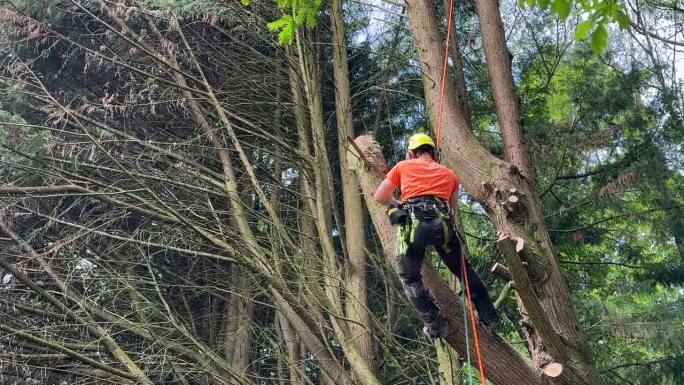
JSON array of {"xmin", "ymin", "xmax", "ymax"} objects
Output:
[{"xmin": 373, "ymin": 133, "xmax": 499, "ymax": 338}]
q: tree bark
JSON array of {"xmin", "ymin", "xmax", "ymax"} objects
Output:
[
  {"xmin": 273, "ymin": 290, "xmax": 355, "ymax": 385},
  {"xmin": 436, "ymin": 339, "xmax": 460, "ymax": 385},
  {"xmin": 276, "ymin": 312, "xmax": 304, "ymax": 385},
  {"xmin": 232, "ymin": 270, "xmax": 253, "ymax": 373},
  {"xmin": 329, "ymin": 0, "xmax": 376, "ymax": 366}
]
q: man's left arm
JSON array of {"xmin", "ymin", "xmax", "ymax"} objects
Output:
[
  {"xmin": 448, "ymin": 189, "xmax": 459, "ymax": 213},
  {"xmin": 449, "ymin": 171, "xmax": 460, "ymax": 211}
]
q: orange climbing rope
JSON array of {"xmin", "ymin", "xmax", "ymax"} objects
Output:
[
  {"xmin": 434, "ymin": 0, "xmax": 455, "ymax": 149},
  {"xmin": 434, "ymin": 0, "xmax": 488, "ymax": 383},
  {"xmin": 461, "ymin": 250, "xmax": 487, "ymax": 385}
]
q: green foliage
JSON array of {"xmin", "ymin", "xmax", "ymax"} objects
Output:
[
  {"xmin": 576, "ymin": 20, "xmax": 594, "ymax": 39},
  {"xmin": 139, "ymin": 0, "xmax": 236, "ymax": 18},
  {"xmin": 590, "ymin": 22, "xmax": 608, "ymax": 51},
  {"xmin": 550, "ymin": 0, "xmax": 573, "ymax": 20},
  {"xmin": 517, "ymin": 24, "xmax": 683, "ymax": 381},
  {"xmin": 519, "ymin": 0, "xmax": 631, "ymax": 52},
  {"xmin": 266, "ymin": 0, "xmax": 322, "ymax": 44}
]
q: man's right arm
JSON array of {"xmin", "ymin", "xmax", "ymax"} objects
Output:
[
  {"xmin": 373, "ymin": 179, "xmax": 401, "ymax": 206},
  {"xmin": 374, "ymin": 163, "xmax": 402, "ymax": 206}
]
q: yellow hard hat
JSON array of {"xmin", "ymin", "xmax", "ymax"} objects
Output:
[{"xmin": 407, "ymin": 133, "xmax": 435, "ymax": 150}]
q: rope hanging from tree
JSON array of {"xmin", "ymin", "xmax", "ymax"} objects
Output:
[{"xmin": 434, "ymin": 0, "xmax": 487, "ymax": 383}]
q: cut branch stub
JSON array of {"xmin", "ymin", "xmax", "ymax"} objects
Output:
[
  {"xmin": 351, "ymin": 135, "xmax": 388, "ymax": 175},
  {"xmin": 481, "ymin": 180, "xmax": 493, "ymax": 193},
  {"xmin": 513, "ymin": 236, "xmax": 525, "ymax": 253},
  {"xmin": 491, "ymin": 262, "xmax": 513, "ymax": 281},
  {"xmin": 502, "ymin": 192, "xmax": 528, "ymax": 224},
  {"xmin": 347, "ymin": 135, "xmax": 386, "ymax": 176},
  {"xmin": 543, "ymin": 361, "xmax": 564, "ymax": 378}
]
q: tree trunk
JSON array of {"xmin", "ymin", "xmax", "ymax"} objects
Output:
[
  {"xmin": 276, "ymin": 311, "xmax": 304, "ymax": 384},
  {"xmin": 290, "ymin": 36, "xmax": 381, "ymax": 385},
  {"xmin": 401, "ymin": 1, "xmax": 602, "ymax": 383},
  {"xmin": 273, "ymin": 290, "xmax": 355, "ymax": 385},
  {"xmin": 329, "ymin": 0, "xmax": 376, "ymax": 366},
  {"xmin": 476, "ymin": 0, "xmax": 533, "ymax": 180},
  {"xmin": 232, "ymin": 270, "xmax": 253, "ymax": 373}
]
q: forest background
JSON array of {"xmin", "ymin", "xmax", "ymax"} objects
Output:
[{"xmin": 0, "ymin": 0, "xmax": 682, "ymax": 384}]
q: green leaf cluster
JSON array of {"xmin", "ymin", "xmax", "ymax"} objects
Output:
[
  {"xmin": 519, "ymin": 0, "xmax": 631, "ymax": 52},
  {"xmin": 266, "ymin": 0, "xmax": 323, "ymax": 44}
]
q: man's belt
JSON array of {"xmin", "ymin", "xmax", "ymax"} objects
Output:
[
  {"xmin": 404, "ymin": 195, "xmax": 451, "ymax": 223},
  {"xmin": 406, "ymin": 195, "xmax": 450, "ymax": 212}
]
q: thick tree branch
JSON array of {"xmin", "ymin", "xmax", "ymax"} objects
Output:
[{"xmin": 476, "ymin": 0, "xmax": 533, "ymax": 179}]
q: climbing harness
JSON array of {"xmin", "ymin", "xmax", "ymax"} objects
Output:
[
  {"xmin": 434, "ymin": 0, "xmax": 488, "ymax": 382},
  {"xmin": 394, "ymin": 196, "xmax": 451, "ymax": 255},
  {"xmin": 394, "ymin": 192, "xmax": 487, "ymax": 384}
]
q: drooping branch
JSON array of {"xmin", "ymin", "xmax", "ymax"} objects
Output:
[
  {"xmin": 0, "ymin": 219, "xmax": 156, "ymax": 385},
  {"xmin": 0, "ymin": 323, "xmax": 138, "ymax": 381}
]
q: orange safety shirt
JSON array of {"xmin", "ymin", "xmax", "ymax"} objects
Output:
[{"xmin": 385, "ymin": 158, "xmax": 460, "ymax": 202}]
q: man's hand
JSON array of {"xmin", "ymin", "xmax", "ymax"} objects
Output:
[{"xmin": 387, "ymin": 204, "xmax": 408, "ymax": 226}]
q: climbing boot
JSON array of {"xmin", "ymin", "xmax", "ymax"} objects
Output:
[{"xmin": 422, "ymin": 316, "xmax": 451, "ymax": 339}]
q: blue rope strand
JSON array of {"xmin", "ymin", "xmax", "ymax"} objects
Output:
[{"xmin": 462, "ymin": 285, "xmax": 473, "ymax": 385}]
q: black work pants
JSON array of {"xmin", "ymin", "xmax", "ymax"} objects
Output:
[{"xmin": 397, "ymin": 217, "xmax": 496, "ymax": 324}]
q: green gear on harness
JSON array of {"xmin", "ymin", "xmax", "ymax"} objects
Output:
[
  {"xmin": 409, "ymin": 214, "xmax": 419, "ymax": 243},
  {"xmin": 395, "ymin": 224, "xmax": 409, "ymax": 256},
  {"xmin": 428, "ymin": 198, "xmax": 455, "ymax": 252},
  {"xmin": 394, "ymin": 212, "xmax": 419, "ymax": 255},
  {"xmin": 393, "ymin": 199, "xmax": 457, "ymax": 254}
]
